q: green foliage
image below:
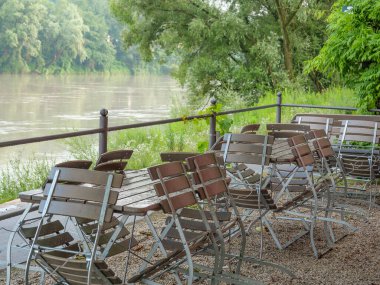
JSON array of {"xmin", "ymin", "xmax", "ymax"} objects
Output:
[
  {"xmin": 0, "ymin": 0, "xmax": 173, "ymax": 74},
  {"xmin": 307, "ymin": 0, "xmax": 380, "ymax": 111},
  {"xmin": 0, "ymin": 156, "xmax": 53, "ymax": 203},
  {"xmin": 111, "ymin": 0, "xmax": 335, "ymax": 102}
]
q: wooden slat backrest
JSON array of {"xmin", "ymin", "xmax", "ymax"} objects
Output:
[
  {"xmin": 47, "ymin": 167, "xmax": 123, "ymax": 188},
  {"xmin": 147, "ymin": 162, "xmax": 197, "ymax": 213},
  {"xmin": 339, "ymin": 120, "xmax": 380, "ymax": 143},
  {"xmin": 267, "ymin": 123, "xmax": 310, "ymax": 139},
  {"xmin": 186, "ymin": 153, "xmax": 229, "ymax": 199},
  {"xmin": 96, "ymin": 149, "xmax": 133, "ymax": 165},
  {"xmin": 294, "ymin": 116, "xmax": 334, "ymax": 134},
  {"xmin": 241, "ymin": 124, "xmax": 260, "ymax": 134},
  {"xmin": 309, "ymin": 130, "xmax": 336, "ymax": 159},
  {"xmin": 160, "ymin": 152, "xmax": 200, "ymax": 162},
  {"xmin": 40, "ymin": 168, "xmax": 123, "ymax": 222},
  {"xmin": 221, "ymin": 133, "xmax": 274, "ymax": 166},
  {"xmin": 55, "ymin": 160, "xmax": 92, "ymax": 169},
  {"xmin": 288, "ymin": 135, "xmax": 315, "ymax": 167}
]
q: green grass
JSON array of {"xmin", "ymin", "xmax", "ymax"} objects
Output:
[
  {"xmin": 0, "ymin": 156, "xmax": 53, "ymax": 203},
  {"xmin": 0, "ymin": 86, "xmax": 359, "ymax": 203}
]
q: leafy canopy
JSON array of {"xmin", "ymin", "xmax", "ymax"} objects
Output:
[
  {"xmin": 307, "ymin": 0, "xmax": 380, "ymax": 111},
  {"xmin": 111, "ymin": 0, "xmax": 333, "ymax": 103}
]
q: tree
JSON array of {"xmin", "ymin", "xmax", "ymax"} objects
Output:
[
  {"xmin": 110, "ymin": 0, "xmax": 334, "ymax": 102},
  {"xmin": 0, "ymin": 0, "xmax": 47, "ymax": 72},
  {"xmin": 307, "ymin": 0, "xmax": 380, "ymax": 111}
]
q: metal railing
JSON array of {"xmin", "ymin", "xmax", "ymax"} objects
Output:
[{"xmin": 0, "ymin": 92, "xmax": 378, "ymax": 155}]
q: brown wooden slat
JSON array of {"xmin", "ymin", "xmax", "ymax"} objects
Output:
[
  {"xmin": 267, "ymin": 123, "xmax": 310, "ymax": 132},
  {"xmin": 37, "ymin": 232, "xmax": 73, "ymax": 247},
  {"xmin": 39, "ymin": 200, "xmax": 114, "ymax": 223},
  {"xmin": 43, "ymin": 183, "xmax": 119, "ymax": 205},
  {"xmin": 148, "ymin": 161, "xmax": 183, "ymax": 180},
  {"xmin": 21, "ymin": 220, "xmax": 64, "ymax": 239},
  {"xmin": 340, "ymin": 134, "xmax": 377, "ymax": 143},
  {"xmin": 180, "ymin": 208, "xmax": 231, "ymax": 221},
  {"xmin": 241, "ymin": 124, "xmax": 260, "ymax": 134},
  {"xmin": 79, "ymin": 217, "xmax": 120, "ymax": 235},
  {"xmin": 48, "ymin": 168, "xmax": 123, "ymax": 188},
  {"xmin": 166, "ymin": 228, "xmax": 204, "ymax": 241},
  {"xmin": 96, "ymin": 149, "xmax": 133, "ymax": 164},
  {"xmin": 225, "ymin": 153, "xmax": 270, "ymax": 165},
  {"xmin": 94, "ymin": 161, "xmax": 127, "ymax": 172},
  {"xmin": 165, "ymin": 217, "xmax": 217, "ymax": 232},
  {"xmin": 186, "ymin": 152, "xmax": 218, "ymax": 171},
  {"xmin": 160, "ymin": 192, "xmax": 197, "ymax": 213},
  {"xmin": 106, "ymin": 237, "xmax": 138, "ymax": 257},
  {"xmin": 94, "ymin": 227, "xmax": 130, "ymax": 246},
  {"xmin": 223, "ymin": 133, "xmax": 275, "ymax": 144},
  {"xmin": 55, "ymin": 160, "xmax": 92, "ymax": 169},
  {"xmin": 221, "ymin": 143, "xmax": 272, "ymax": 154},
  {"xmin": 160, "ymin": 152, "xmax": 200, "ymax": 162}
]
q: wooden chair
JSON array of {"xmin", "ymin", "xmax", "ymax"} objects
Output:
[
  {"xmin": 5, "ymin": 159, "xmax": 93, "ymax": 284},
  {"xmin": 94, "ymin": 149, "xmax": 133, "ymax": 173},
  {"xmin": 293, "ymin": 115, "xmax": 334, "ymax": 137},
  {"xmin": 24, "ymin": 167, "xmax": 128, "ymax": 285},
  {"xmin": 55, "ymin": 159, "xmax": 92, "ymax": 169},
  {"xmin": 132, "ymin": 161, "xmax": 265, "ymax": 284},
  {"xmin": 336, "ymin": 120, "xmax": 380, "ymax": 205},
  {"xmin": 240, "ymin": 123, "xmax": 260, "ymax": 134}
]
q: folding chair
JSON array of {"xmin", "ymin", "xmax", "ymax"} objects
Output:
[
  {"xmin": 337, "ymin": 120, "xmax": 380, "ymax": 204},
  {"xmin": 293, "ymin": 115, "xmax": 334, "ymax": 137},
  {"xmin": 5, "ymin": 160, "xmax": 93, "ymax": 285},
  {"xmin": 240, "ymin": 124, "xmax": 260, "ymax": 134},
  {"xmin": 24, "ymin": 167, "xmax": 127, "ymax": 285},
  {"xmin": 220, "ymin": 133, "xmax": 312, "ymax": 254},
  {"xmin": 186, "ymin": 152, "xmax": 294, "ymax": 278},
  {"xmin": 94, "ymin": 149, "xmax": 133, "ymax": 173},
  {"xmin": 132, "ymin": 161, "xmax": 264, "ymax": 285}
]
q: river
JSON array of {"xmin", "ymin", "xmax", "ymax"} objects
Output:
[{"xmin": 0, "ymin": 74, "xmax": 183, "ymax": 166}]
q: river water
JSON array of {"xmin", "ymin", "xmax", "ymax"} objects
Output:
[{"xmin": 0, "ymin": 74, "xmax": 183, "ymax": 166}]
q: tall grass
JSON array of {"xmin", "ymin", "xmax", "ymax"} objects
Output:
[{"xmin": 0, "ymin": 156, "xmax": 53, "ymax": 203}]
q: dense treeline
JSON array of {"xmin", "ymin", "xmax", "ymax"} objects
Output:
[
  {"xmin": 111, "ymin": 0, "xmax": 336, "ymax": 104},
  {"xmin": 0, "ymin": 0, "xmax": 172, "ymax": 74}
]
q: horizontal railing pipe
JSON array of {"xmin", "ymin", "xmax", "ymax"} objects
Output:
[
  {"xmin": 281, "ymin": 103, "xmax": 357, "ymax": 111},
  {"xmin": 216, "ymin": 104, "xmax": 277, "ymax": 115},
  {"xmin": 0, "ymin": 128, "xmax": 104, "ymax": 148}
]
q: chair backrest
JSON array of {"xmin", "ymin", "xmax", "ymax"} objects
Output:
[
  {"xmin": 221, "ymin": 133, "xmax": 274, "ymax": 166},
  {"xmin": 288, "ymin": 135, "xmax": 315, "ymax": 168},
  {"xmin": 339, "ymin": 120, "xmax": 380, "ymax": 145},
  {"xmin": 294, "ymin": 116, "xmax": 334, "ymax": 136},
  {"xmin": 160, "ymin": 152, "xmax": 200, "ymax": 164},
  {"xmin": 267, "ymin": 123, "xmax": 310, "ymax": 139},
  {"xmin": 55, "ymin": 160, "xmax": 92, "ymax": 169},
  {"xmin": 39, "ymin": 167, "xmax": 123, "ymax": 223},
  {"xmin": 186, "ymin": 153, "xmax": 229, "ymax": 200},
  {"xmin": 147, "ymin": 162, "xmax": 198, "ymax": 213},
  {"xmin": 309, "ymin": 129, "xmax": 335, "ymax": 159},
  {"xmin": 94, "ymin": 149, "xmax": 133, "ymax": 172},
  {"xmin": 240, "ymin": 124, "xmax": 260, "ymax": 134}
]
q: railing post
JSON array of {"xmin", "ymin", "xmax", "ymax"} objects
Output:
[
  {"xmin": 209, "ymin": 98, "xmax": 217, "ymax": 149},
  {"xmin": 99, "ymin": 108, "xmax": 108, "ymax": 155},
  {"xmin": 276, "ymin": 91, "xmax": 282, "ymax": 123}
]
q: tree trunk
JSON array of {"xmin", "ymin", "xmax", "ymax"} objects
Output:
[{"xmin": 275, "ymin": 0, "xmax": 294, "ymax": 80}]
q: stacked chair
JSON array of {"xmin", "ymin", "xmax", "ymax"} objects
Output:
[
  {"xmin": 336, "ymin": 120, "xmax": 380, "ymax": 204},
  {"xmin": 220, "ymin": 130, "xmax": 355, "ymax": 258},
  {"xmin": 129, "ymin": 158, "xmax": 266, "ymax": 284}
]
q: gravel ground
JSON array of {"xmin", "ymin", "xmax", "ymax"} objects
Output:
[{"xmin": 1, "ymin": 201, "xmax": 379, "ymax": 285}]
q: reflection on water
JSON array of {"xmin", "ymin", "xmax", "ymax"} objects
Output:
[{"xmin": 0, "ymin": 74, "xmax": 183, "ymax": 165}]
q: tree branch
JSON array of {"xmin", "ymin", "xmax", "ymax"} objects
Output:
[{"xmin": 285, "ymin": 0, "xmax": 303, "ymax": 27}]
